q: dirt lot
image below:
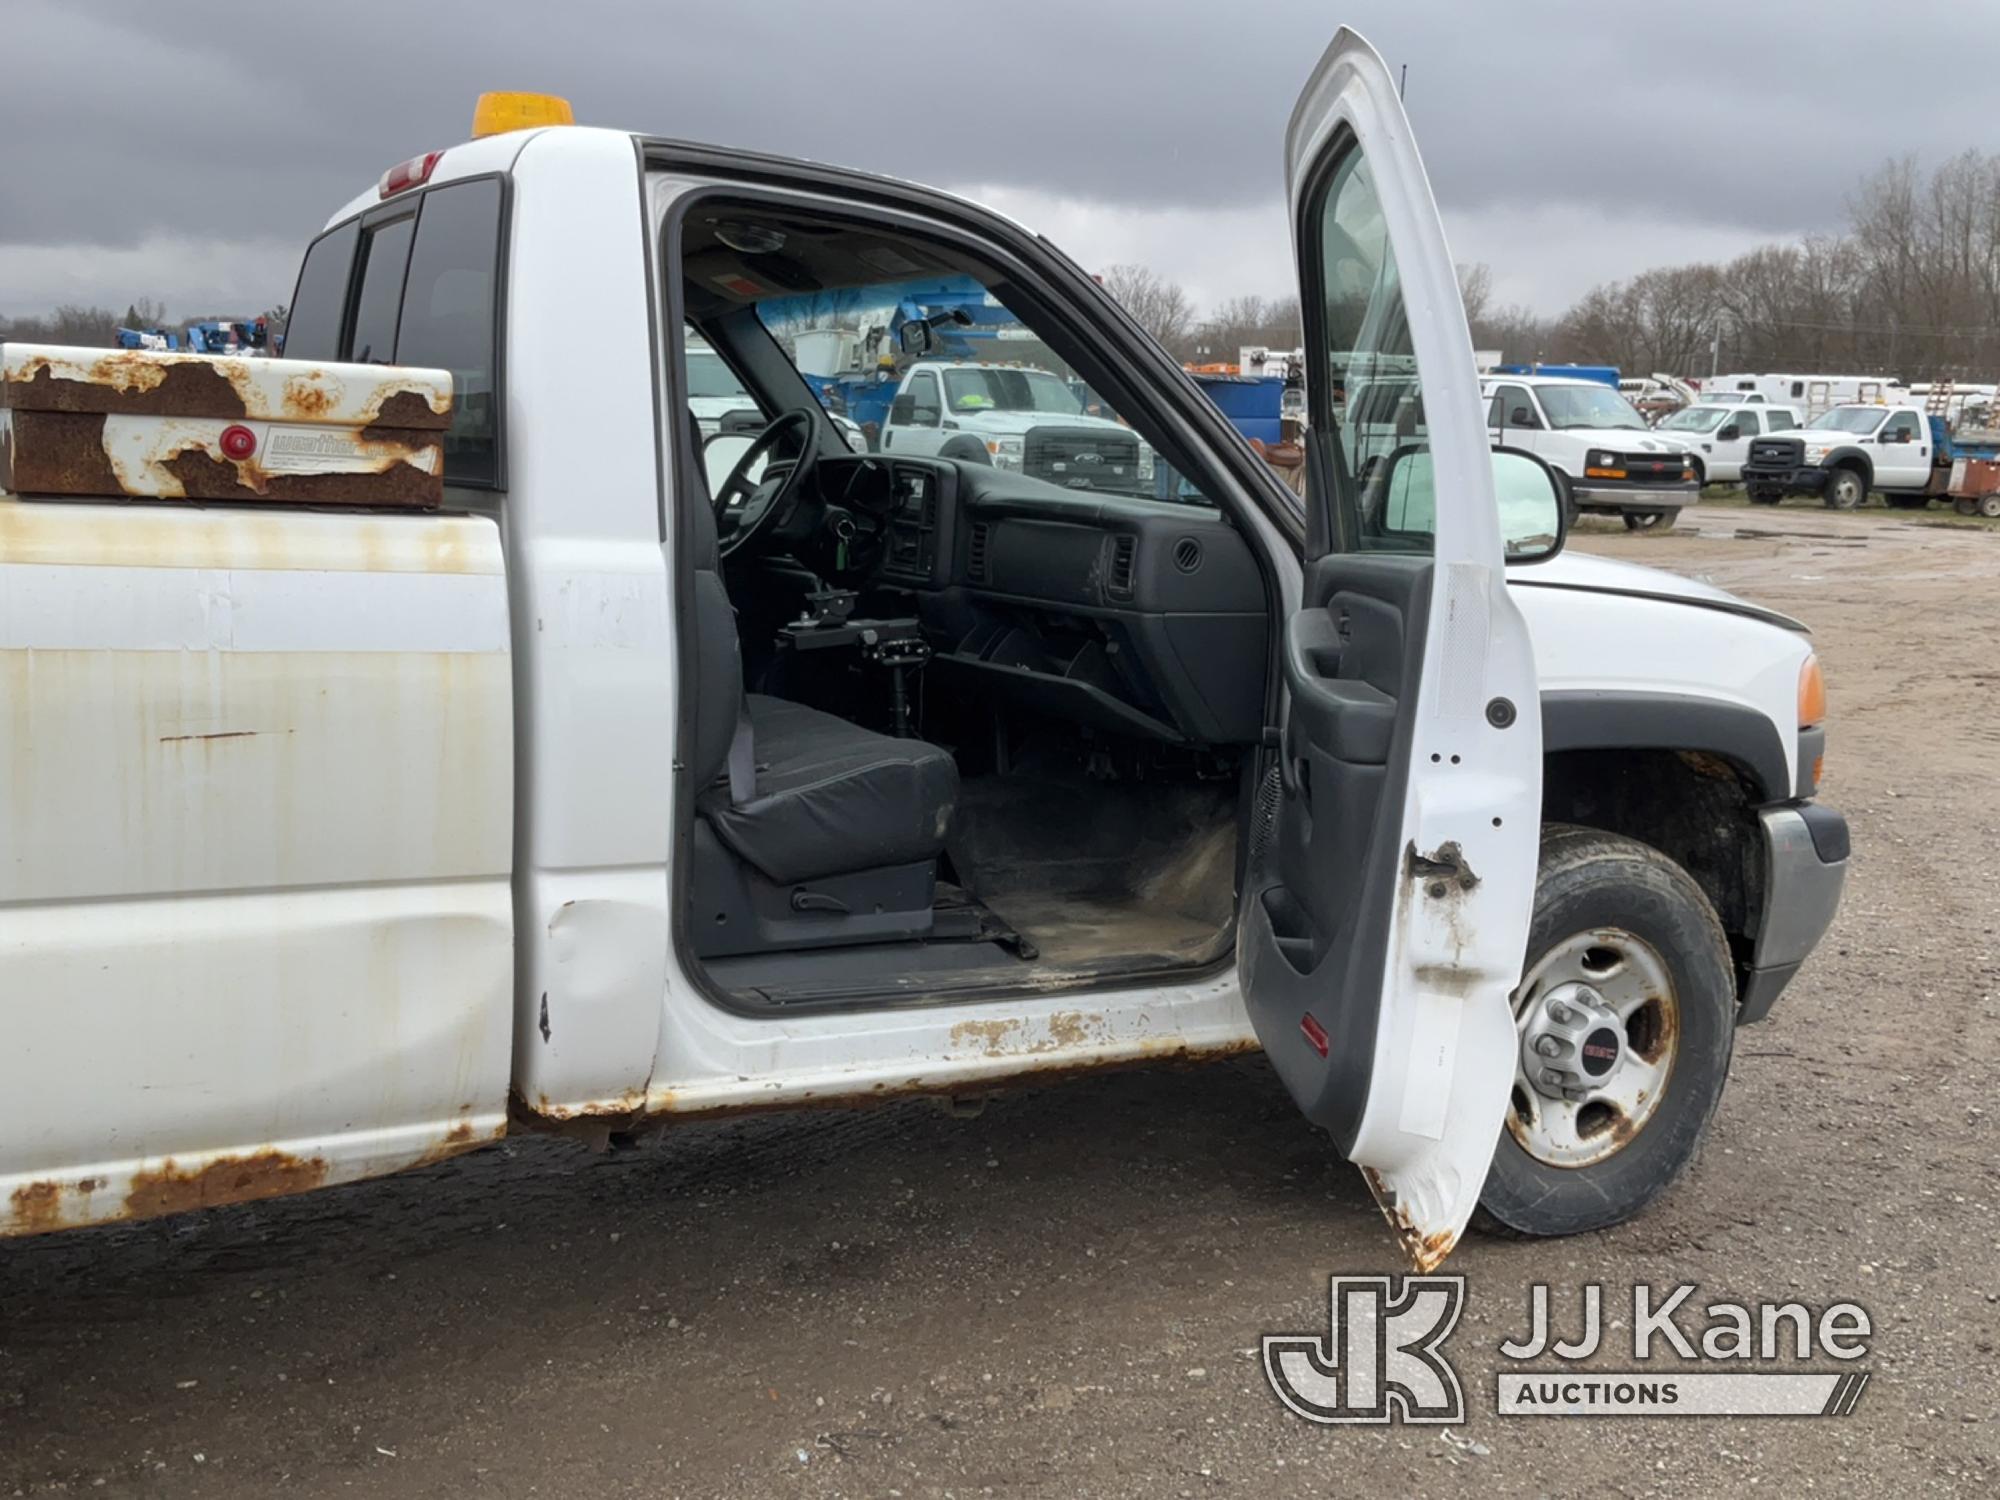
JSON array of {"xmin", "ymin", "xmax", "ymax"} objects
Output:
[{"xmin": 2, "ymin": 503, "xmax": 1996, "ymax": 1498}]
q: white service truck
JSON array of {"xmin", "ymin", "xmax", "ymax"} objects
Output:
[
  {"xmin": 1740, "ymin": 400, "xmax": 1937, "ymax": 508},
  {"xmin": 0, "ymin": 34, "xmax": 1846, "ymax": 1267},
  {"xmin": 875, "ymin": 359, "xmax": 1156, "ymax": 493}
]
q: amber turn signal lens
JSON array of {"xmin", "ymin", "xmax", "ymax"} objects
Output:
[{"xmin": 1798, "ymin": 654, "xmax": 1826, "ymax": 728}]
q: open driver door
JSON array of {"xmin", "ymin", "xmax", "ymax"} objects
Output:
[{"xmin": 1237, "ymin": 30, "xmax": 1545, "ymax": 1269}]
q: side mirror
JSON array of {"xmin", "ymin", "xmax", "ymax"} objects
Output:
[
  {"xmin": 890, "ymin": 393, "xmax": 916, "ymax": 425},
  {"xmin": 897, "ymin": 321, "xmax": 936, "ymax": 359},
  {"xmin": 1717, "ymin": 425, "xmax": 1740, "ymax": 441},
  {"xmin": 1492, "ymin": 447, "xmax": 1566, "ymax": 561},
  {"xmin": 833, "ymin": 416, "xmax": 869, "ymax": 454},
  {"xmin": 1509, "ymin": 405, "xmax": 1535, "ymax": 427},
  {"xmin": 1372, "ymin": 444, "xmax": 1563, "ymax": 563}
]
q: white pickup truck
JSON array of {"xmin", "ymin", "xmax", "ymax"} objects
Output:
[
  {"xmin": 875, "ymin": 359, "xmax": 1156, "ymax": 493},
  {"xmin": 0, "ymin": 35, "xmax": 1846, "ymax": 1266}
]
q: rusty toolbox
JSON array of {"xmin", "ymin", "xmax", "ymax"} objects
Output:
[{"xmin": 0, "ymin": 344, "xmax": 454, "ymax": 507}]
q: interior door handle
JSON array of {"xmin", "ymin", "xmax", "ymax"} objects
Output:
[{"xmin": 1283, "ymin": 611, "xmax": 1396, "ymax": 765}]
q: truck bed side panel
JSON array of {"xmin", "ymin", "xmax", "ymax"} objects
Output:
[{"xmin": 0, "ymin": 500, "xmax": 514, "ymax": 1234}]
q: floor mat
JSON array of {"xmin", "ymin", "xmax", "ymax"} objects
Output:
[{"xmin": 947, "ymin": 771, "xmax": 1238, "ymax": 969}]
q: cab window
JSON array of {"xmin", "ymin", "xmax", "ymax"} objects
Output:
[
  {"xmin": 348, "ymin": 215, "xmax": 416, "ymax": 366},
  {"xmin": 1490, "ymin": 383, "xmax": 1538, "ymax": 429},
  {"xmin": 280, "ymin": 221, "xmax": 358, "ymax": 362},
  {"xmin": 281, "ymin": 178, "xmax": 506, "ymax": 487},
  {"xmin": 1306, "ymin": 142, "xmax": 1431, "ymax": 552},
  {"xmin": 904, "ymin": 370, "xmax": 942, "ymax": 425},
  {"xmin": 394, "ymin": 180, "xmax": 504, "ymax": 485}
]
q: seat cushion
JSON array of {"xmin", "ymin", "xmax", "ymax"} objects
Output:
[{"xmin": 702, "ymin": 694, "xmax": 959, "ymax": 885}]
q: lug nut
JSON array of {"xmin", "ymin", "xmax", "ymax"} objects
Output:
[
  {"xmin": 1547, "ymin": 1002, "xmax": 1572, "ymax": 1024},
  {"xmin": 1539, "ymin": 1068, "xmax": 1565, "ymax": 1087},
  {"xmin": 1534, "ymin": 1036, "xmax": 1563, "ymax": 1058}
]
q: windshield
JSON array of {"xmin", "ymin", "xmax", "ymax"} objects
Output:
[
  {"xmin": 1659, "ymin": 406, "xmax": 1731, "ymax": 433},
  {"xmin": 686, "ymin": 348, "xmax": 749, "ymax": 400},
  {"xmin": 1536, "ymin": 383, "xmax": 1648, "ymax": 430},
  {"xmin": 1809, "ymin": 407, "xmax": 1887, "ymax": 434},
  {"xmin": 941, "ymin": 367, "xmax": 1082, "ymax": 415}
]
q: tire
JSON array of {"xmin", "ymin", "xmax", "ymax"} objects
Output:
[
  {"xmin": 1885, "ymin": 494, "xmax": 1928, "ymax": 510},
  {"xmin": 1981, "ymin": 493, "xmax": 2000, "ymax": 519},
  {"xmin": 1955, "ymin": 497, "xmax": 1979, "ymax": 517},
  {"xmin": 1621, "ymin": 508, "xmax": 1679, "ymax": 532},
  {"xmin": 1476, "ymin": 825, "xmax": 1736, "ymax": 1239},
  {"xmin": 1823, "ymin": 466, "xmax": 1866, "ymax": 509}
]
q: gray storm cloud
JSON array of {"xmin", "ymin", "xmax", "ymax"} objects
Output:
[{"xmin": 2, "ymin": 0, "xmax": 1988, "ymax": 317}]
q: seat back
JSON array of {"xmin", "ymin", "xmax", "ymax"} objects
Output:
[{"xmin": 685, "ymin": 412, "xmax": 743, "ymax": 790}]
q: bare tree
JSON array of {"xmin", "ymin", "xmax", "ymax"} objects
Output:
[
  {"xmin": 1456, "ymin": 262, "xmax": 1493, "ymax": 328},
  {"xmin": 1099, "ymin": 264, "xmax": 1195, "ymax": 354},
  {"xmin": 1193, "ymin": 293, "xmax": 1303, "ymax": 364}
]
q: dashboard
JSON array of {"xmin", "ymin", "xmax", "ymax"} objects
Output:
[{"xmin": 811, "ymin": 455, "xmax": 1269, "ymax": 746}]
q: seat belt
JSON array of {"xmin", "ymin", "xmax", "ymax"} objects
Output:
[{"xmin": 726, "ymin": 705, "xmax": 756, "ymax": 804}]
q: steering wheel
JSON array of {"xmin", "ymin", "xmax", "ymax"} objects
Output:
[{"xmin": 712, "ymin": 408, "xmax": 820, "ymax": 561}]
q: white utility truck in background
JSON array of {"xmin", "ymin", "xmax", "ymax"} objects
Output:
[
  {"xmin": 1655, "ymin": 400, "xmax": 1803, "ymax": 486},
  {"xmin": 874, "ymin": 359, "xmax": 1156, "ymax": 492},
  {"xmin": 1741, "ymin": 399, "xmax": 1938, "ymax": 508},
  {"xmin": 0, "ymin": 33, "xmax": 1845, "ymax": 1267}
]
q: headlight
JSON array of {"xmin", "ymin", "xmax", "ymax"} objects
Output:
[
  {"xmin": 987, "ymin": 436, "xmax": 1023, "ymax": 470},
  {"xmin": 1802, "ymin": 443, "xmax": 1832, "ymax": 463}
]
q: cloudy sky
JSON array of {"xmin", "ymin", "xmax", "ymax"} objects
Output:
[{"xmin": 4, "ymin": 0, "xmax": 1992, "ymax": 324}]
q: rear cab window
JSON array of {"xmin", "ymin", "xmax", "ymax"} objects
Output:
[{"xmin": 283, "ymin": 177, "xmax": 506, "ymax": 486}]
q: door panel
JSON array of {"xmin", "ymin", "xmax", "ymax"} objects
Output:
[{"xmin": 1239, "ymin": 29, "xmax": 1543, "ymax": 1268}]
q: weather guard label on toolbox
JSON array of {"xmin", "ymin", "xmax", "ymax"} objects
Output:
[{"xmin": 261, "ymin": 425, "xmax": 440, "ymax": 475}]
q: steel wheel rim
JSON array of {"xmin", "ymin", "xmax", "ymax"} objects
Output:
[{"xmin": 1507, "ymin": 927, "xmax": 1680, "ymax": 1169}]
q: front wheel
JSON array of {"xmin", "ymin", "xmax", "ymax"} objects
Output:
[
  {"xmin": 1824, "ymin": 468, "xmax": 1866, "ymax": 509},
  {"xmin": 1477, "ymin": 826, "xmax": 1736, "ymax": 1238},
  {"xmin": 1980, "ymin": 492, "xmax": 2000, "ymax": 519},
  {"xmin": 1622, "ymin": 507, "xmax": 1680, "ymax": 532}
]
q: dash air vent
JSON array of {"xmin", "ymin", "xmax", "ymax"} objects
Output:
[
  {"xmin": 968, "ymin": 521, "xmax": 993, "ymax": 583},
  {"xmin": 1172, "ymin": 535, "xmax": 1204, "ymax": 574},
  {"xmin": 1107, "ymin": 534, "xmax": 1138, "ymax": 599}
]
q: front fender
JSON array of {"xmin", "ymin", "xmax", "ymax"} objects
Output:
[
  {"xmin": 1824, "ymin": 447, "xmax": 1874, "ymax": 485},
  {"xmin": 1541, "ymin": 689, "xmax": 1790, "ymax": 803}
]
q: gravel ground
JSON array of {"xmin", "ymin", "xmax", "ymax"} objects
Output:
[{"xmin": 2, "ymin": 502, "xmax": 1995, "ymax": 1497}]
